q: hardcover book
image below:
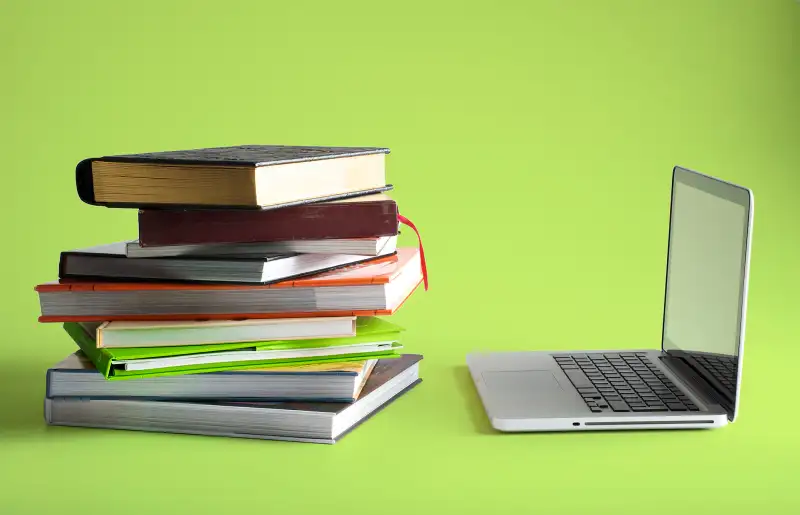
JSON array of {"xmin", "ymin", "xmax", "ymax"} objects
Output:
[
  {"xmin": 46, "ymin": 351, "xmax": 379, "ymax": 402},
  {"xmin": 36, "ymin": 248, "xmax": 423, "ymax": 322},
  {"xmin": 45, "ymin": 354, "xmax": 423, "ymax": 444},
  {"xmin": 58, "ymin": 241, "xmax": 393, "ymax": 284},
  {"xmin": 77, "ymin": 145, "xmax": 392, "ymax": 209},
  {"xmin": 88, "ymin": 317, "xmax": 358, "ymax": 348},
  {"xmin": 137, "ymin": 193, "xmax": 399, "ymax": 247},
  {"xmin": 126, "ymin": 236, "xmax": 397, "ymax": 258}
]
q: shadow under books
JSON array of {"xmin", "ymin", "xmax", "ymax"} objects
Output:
[{"xmin": 0, "ymin": 360, "xmax": 50, "ymax": 437}]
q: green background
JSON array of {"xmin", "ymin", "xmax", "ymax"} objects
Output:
[{"xmin": 2, "ymin": 0, "xmax": 799, "ymax": 513}]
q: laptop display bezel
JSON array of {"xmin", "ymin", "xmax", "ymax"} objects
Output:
[{"xmin": 660, "ymin": 166, "xmax": 753, "ymax": 422}]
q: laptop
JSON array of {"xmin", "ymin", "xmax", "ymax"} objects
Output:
[{"xmin": 467, "ymin": 166, "xmax": 753, "ymax": 431}]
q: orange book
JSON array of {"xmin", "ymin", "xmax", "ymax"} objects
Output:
[{"xmin": 36, "ymin": 248, "xmax": 423, "ymax": 323}]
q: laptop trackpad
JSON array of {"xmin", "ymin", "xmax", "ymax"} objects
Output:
[{"xmin": 481, "ymin": 370, "xmax": 576, "ymax": 416}]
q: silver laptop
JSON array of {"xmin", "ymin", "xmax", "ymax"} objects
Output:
[{"xmin": 467, "ymin": 166, "xmax": 753, "ymax": 431}]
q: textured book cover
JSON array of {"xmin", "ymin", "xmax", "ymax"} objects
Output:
[
  {"xmin": 77, "ymin": 145, "xmax": 392, "ymax": 209},
  {"xmin": 138, "ymin": 193, "xmax": 399, "ymax": 246}
]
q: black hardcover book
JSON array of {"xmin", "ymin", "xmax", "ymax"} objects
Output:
[{"xmin": 76, "ymin": 145, "xmax": 392, "ymax": 209}]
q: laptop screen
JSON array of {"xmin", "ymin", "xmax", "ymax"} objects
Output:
[{"xmin": 661, "ymin": 167, "xmax": 752, "ymax": 420}]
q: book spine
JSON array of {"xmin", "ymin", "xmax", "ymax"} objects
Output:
[
  {"xmin": 75, "ymin": 158, "xmax": 98, "ymax": 205},
  {"xmin": 45, "ymin": 369, "xmax": 53, "ymax": 398},
  {"xmin": 137, "ymin": 201, "xmax": 399, "ymax": 246}
]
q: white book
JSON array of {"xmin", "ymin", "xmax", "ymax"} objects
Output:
[
  {"xmin": 81, "ymin": 316, "xmax": 357, "ymax": 348},
  {"xmin": 116, "ymin": 341, "xmax": 401, "ymax": 372},
  {"xmin": 125, "ymin": 236, "xmax": 397, "ymax": 258}
]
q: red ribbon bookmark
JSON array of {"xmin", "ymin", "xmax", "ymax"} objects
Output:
[{"xmin": 397, "ymin": 213, "xmax": 428, "ymax": 291}]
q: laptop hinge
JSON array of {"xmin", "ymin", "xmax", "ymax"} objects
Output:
[{"xmin": 660, "ymin": 352, "xmax": 734, "ymax": 421}]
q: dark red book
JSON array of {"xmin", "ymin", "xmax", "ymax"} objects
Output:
[{"xmin": 138, "ymin": 193, "xmax": 399, "ymax": 247}]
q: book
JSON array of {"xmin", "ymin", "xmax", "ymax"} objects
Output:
[
  {"xmin": 137, "ymin": 193, "xmax": 399, "ymax": 247},
  {"xmin": 36, "ymin": 248, "xmax": 422, "ymax": 322},
  {"xmin": 66, "ymin": 317, "xmax": 404, "ymax": 379},
  {"xmin": 47, "ymin": 351, "xmax": 378, "ymax": 402},
  {"xmin": 126, "ymin": 235, "xmax": 398, "ymax": 258},
  {"xmin": 45, "ymin": 354, "xmax": 423, "ymax": 444},
  {"xmin": 86, "ymin": 317, "xmax": 358, "ymax": 348},
  {"xmin": 59, "ymin": 241, "xmax": 393, "ymax": 284},
  {"xmin": 76, "ymin": 145, "xmax": 391, "ymax": 209}
]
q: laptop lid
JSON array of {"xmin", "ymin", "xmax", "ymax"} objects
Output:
[{"xmin": 661, "ymin": 166, "xmax": 753, "ymax": 422}]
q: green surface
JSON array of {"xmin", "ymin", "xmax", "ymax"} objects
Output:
[{"xmin": 2, "ymin": 0, "xmax": 799, "ymax": 513}]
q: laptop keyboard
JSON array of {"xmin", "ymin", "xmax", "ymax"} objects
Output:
[
  {"xmin": 553, "ymin": 353, "xmax": 699, "ymax": 413},
  {"xmin": 692, "ymin": 353, "xmax": 737, "ymax": 392}
]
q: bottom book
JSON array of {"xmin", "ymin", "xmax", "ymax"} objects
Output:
[{"xmin": 45, "ymin": 354, "xmax": 422, "ymax": 444}]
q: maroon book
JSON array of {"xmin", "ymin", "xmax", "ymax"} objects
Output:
[{"xmin": 138, "ymin": 194, "xmax": 399, "ymax": 247}]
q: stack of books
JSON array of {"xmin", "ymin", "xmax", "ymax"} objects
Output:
[{"xmin": 35, "ymin": 145, "xmax": 426, "ymax": 444}]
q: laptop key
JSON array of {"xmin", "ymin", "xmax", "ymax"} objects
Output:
[
  {"xmin": 608, "ymin": 400, "xmax": 630, "ymax": 412},
  {"xmin": 564, "ymin": 370, "xmax": 592, "ymax": 388},
  {"xmin": 556, "ymin": 353, "xmax": 713, "ymax": 414}
]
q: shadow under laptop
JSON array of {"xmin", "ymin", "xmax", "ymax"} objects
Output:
[
  {"xmin": 452, "ymin": 365, "xmax": 713, "ymax": 438},
  {"xmin": 452, "ymin": 365, "xmax": 496, "ymax": 435}
]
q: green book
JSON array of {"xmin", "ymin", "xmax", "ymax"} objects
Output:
[{"xmin": 65, "ymin": 317, "xmax": 403, "ymax": 380}]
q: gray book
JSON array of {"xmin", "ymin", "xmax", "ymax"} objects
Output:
[{"xmin": 45, "ymin": 355, "xmax": 422, "ymax": 444}]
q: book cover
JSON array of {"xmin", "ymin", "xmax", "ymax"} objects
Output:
[
  {"xmin": 36, "ymin": 248, "xmax": 423, "ymax": 322},
  {"xmin": 137, "ymin": 193, "xmax": 399, "ymax": 247},
  {"xmin": 214, "ymin": 354, "xmax": 423, "ymax": 413},
  {"xmin": 46, "ymin": 351, "xmax": 378, "ymax": 402},
  {"xmin": 44, "ymin": 355, "xmax": 423, "ymax": 444},
  {"xmin": 67, "ymin": 316, "xmax": 404, "ymax": 379},
  {"xmin": 77, "ymin": 145, "xmax": 392, "ymax": 209},
  {"xmin": 58, "ymin": 241, "xmax": 392, "ymax": 285},
  {"xmin": 94, "ymin": 316, "xmax": 357, "ymax": 348}
]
